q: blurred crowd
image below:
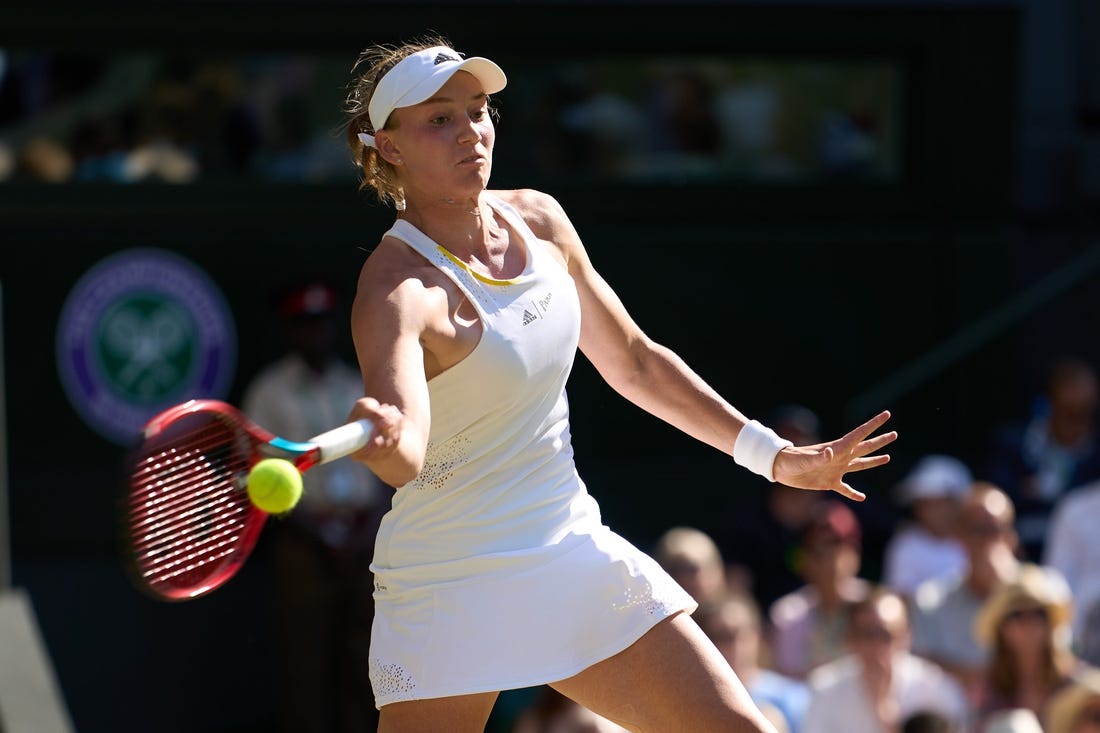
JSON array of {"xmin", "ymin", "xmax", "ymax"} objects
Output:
[
  {"xmin": 506, "ymin": 354, "xmax": 1100, "ymax": 733},
  {"xmin": 0, "ymin": 50, "xmax": 356, "ymax": 184},
  {"xmin": 0, "ymin": 48, "xmax": 899, "ymax": 186}
]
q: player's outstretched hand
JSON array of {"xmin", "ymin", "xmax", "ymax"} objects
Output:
[{"xmin": 772, "ymin": 410, "xmax": 896, "ymax": 502}]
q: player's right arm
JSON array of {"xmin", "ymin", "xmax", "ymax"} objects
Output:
[{"xmin": 348, "ymin": 236, "xmax": 436, "ymax": 488}]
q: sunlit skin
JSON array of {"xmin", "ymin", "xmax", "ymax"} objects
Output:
[
  {"xmin": 344, "ymin": 62, "xmax": 898, "ymax": 733},
  {"xmin": 697, "ymin": 598, "xmax": 766, "ymax": 680},
  {"xmin": 373, "ymin": 73, "xmax": 497, "ymax": 220}
]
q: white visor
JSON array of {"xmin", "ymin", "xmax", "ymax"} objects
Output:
[{"xmin": 367, "ymin": 46, "xmax": 507, "ymax": 133}]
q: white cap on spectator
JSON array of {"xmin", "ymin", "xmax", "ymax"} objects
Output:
[{"xmin": 896, "ymin": 454, "xmax": 973, "ymax": 504}]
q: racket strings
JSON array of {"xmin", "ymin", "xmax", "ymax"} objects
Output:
[{"xmin": 129, "ymin": 416, "xmax": 255, "ymax": 594}]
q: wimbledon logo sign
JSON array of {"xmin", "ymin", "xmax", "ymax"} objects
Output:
[{"xmin": 56, "ymin": 248, "xmax": 237, "ymax": 445}]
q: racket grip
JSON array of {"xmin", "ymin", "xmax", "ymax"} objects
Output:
[{"xmin": 310, "ymin": 419, "xmax": 374, "ymax": 463}]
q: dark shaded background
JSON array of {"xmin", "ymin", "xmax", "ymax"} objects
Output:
[{"xmin": 1, "ymin": 1, "xmax": 1098, "ymax": 731}]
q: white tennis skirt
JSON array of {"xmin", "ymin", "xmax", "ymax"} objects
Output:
[{"xmin": 368, "ymin": 526, "xmax": 697, "ymax": 707}]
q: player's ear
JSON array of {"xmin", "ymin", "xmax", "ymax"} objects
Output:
[{"xmin": 374, "ymin": 132, "xmax": 402, "ymax": 166}]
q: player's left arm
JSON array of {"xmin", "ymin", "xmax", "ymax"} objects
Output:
[
  {"xmin": 502, "ymin": 188, "xmax": 751, "ymax": 457},
  {"xmin": 501, "ymin": 188, "xmax": 895, "ymax": 498}
]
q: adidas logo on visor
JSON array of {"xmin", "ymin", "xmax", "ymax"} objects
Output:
[{"xmin": 434, "ymin": 52, "xmax": 460, "ymax": 65}]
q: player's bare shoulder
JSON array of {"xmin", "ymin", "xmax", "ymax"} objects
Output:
[
  {"xmin": 354, "ymin": 233, "xmax": 450, "ymax": 331},
  {"xmin": 488, "ymin": 188, "xmax": 575, "ymax": 262}
]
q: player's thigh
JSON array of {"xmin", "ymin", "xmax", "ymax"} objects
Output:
[
  {"xmin": 377, "ymin": 691, "xmax": 498, "ymax": 733},
  {"xmin": 551, "ymin": 611, "xmax": 777, "ymax": 733}
]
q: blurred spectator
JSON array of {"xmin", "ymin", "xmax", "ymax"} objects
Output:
[
  {"xmin": 972, "ymin": 562, "xmax": 1080, "ymax": 729},
  {"xmin": 910, "ymin": 481, "xmax": 1022, "ymax": 706},
  {"xmin": 15, "ymin": 135, "xmax": 73, "ymax": 181},
  {"xmin": 70, "ymin": 113, "xmax": 133, "ymax": 181},
  {"xmin": 901, "ymin": 709, "xmax": 962, "ymax": 733},
  {"xmin": 1045, "ymin": 666, "xmax": 1100, "ymax": 733},
  {"xmin": 981, "ymin": 708, "xmax": 1045, "ymax": 733},
  {"xmin": 646, "ymin": 66, "xmax": 722, "ymax": 156},
  {"xmin": 530, "ymin": 65, "xmax": 647, "ymax": 176},
  {"xmin": 242, "ymin": 277, "xmax": 389, "ymax": 733},
  {"xmin": 719, "ymin": 405, "xmax": 829, "ymax": 611},
  {"xmin": 694, "ymin": 591, "xmax": 811, "ymax": 733},
  {"xmin": 715, "ymin": 76, "xmax": 794, "ymax": 178},
  {"xmin": 802, "ymin": 587, "xmax": 969, "ymax": 733},
  {"xmin": 510, "ymin": 686, "xmax": 629, "ymax": 733},
  {"xmin": 0, "ymin": 140, "xmax": 11, "ymax": 180},
  {"xmin": 769, "ymin": 500, "xmax": 871, "ymax": 679},
  {"xmin": 984, "ymin": 355, "xmax": 1100, "ymax": 562},
  {"xmin": 882, "ymin": 455, "xmax": 972, "ymax": 597},
  {"xmin": 1045, "ymin": 477, "xmax": 1100, "ymax": 665},
  {"xmin": 653, "ymin": 526, "xmax": 731, "ymax": 607}
]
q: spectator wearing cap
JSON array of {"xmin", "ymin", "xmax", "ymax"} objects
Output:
[
  {"xmin": 972, "ymin": 562, "xmax": 1081, "ymax": 730},
  {"xmin": 1045, "ymin": 666, "xmax": 1100, "ymax": 733},
  {"xmin": 768, "ymin": 500, "xmax": 871, "ymax": 679},
  {"xmin": 910, "ymin": 482, "xmax": 1023, "ymax": 709},
  {"xmin": 883, "ymin": 455, "xmax": 973, "ymax": 598}
]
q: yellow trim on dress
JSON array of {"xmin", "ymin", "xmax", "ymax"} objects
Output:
[{"xmin": 437, "ymin": 246, "xmax": 521, "ymax": 286}]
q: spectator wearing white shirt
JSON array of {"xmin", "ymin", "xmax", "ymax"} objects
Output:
[
  {"xmin": 1044, "ymin": 478, "xmax": 1100, "ymax": 666},
  {"xmin": 802, "ymin": 587, "xmax": 970, "ymax": 733},
  {"xmin": 883, "ymin": 455, "xmax": 972, "ymax": 598}
]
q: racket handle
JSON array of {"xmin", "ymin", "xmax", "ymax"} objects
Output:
[{"xmin": 310, "ymin": 419, "xmax": 374, "ymax": 463}]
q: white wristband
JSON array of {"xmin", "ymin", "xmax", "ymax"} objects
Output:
[{"xmin": 733, "ymin": 420, "xmax": 793, "ymax": 482}]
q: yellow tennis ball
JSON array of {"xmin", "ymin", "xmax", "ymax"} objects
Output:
[{"xmin": 246, "ymin": 458, "xmax": 303, "ymax": 514}]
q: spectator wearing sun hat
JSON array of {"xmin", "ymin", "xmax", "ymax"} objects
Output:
[
  {"xmin": 972, "ymin": 562, "xmax": 1083, "ymax": 730},
  {"xmin": 1045, "ymin": 665, "xmax": 1100, "ymax": 733},
  {"xmin": 883, "ymin": 455, "xmax": 974, "ymax": 598}
]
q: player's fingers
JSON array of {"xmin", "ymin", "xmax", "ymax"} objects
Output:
[
  {"xmin": 855, "ymin": 430, "xmax": 898, "ymax": 457},
  {"xmin": 845, "ymin": 454, "xmax": 892, "ymax": 474},
  {"xmin": 832, "ymin": 482, "xmax": 867, "ymax": 502}
]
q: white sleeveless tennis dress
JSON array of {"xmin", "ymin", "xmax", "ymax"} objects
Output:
[{"xmin": 367, "ymin": 196, "xmax": 695, "ymax": 707}]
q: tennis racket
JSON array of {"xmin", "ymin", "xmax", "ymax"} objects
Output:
[{"xmin": 123, "ymin": 398, "xmax": 373, "ymax": 601}]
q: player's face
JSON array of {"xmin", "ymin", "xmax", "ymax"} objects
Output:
[{"xmin": 387, "ymin": 71, "xmax": 495, "ymax": 203}]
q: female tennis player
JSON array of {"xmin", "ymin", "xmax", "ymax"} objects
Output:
[{"xmin": 342, "ymin": 34, "xmax": 897, "ymax": 732}]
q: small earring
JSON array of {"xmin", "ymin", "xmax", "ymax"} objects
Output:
[{"xmin": 396, "ymin": 158, "xmax": 403, "ymax": 165}]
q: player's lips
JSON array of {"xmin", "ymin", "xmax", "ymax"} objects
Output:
[{"xmin": 458, "ymin": 151, "xmax": 486, "ymax": 165}]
